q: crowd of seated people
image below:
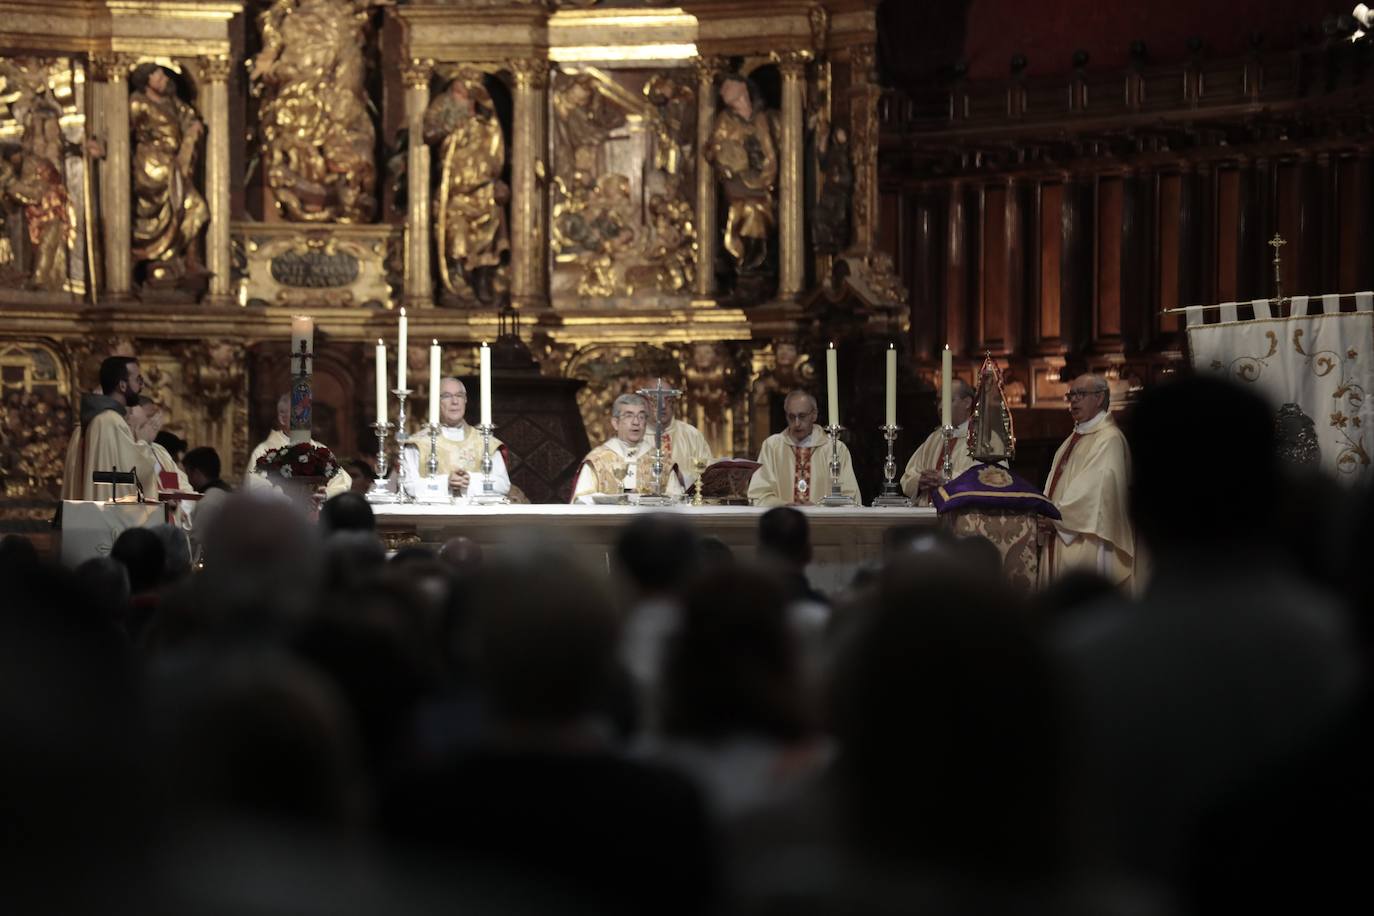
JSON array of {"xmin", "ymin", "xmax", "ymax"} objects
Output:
[{"xmin": 1, "ymin": 374, "xmax": 1370, "ymax": 915}]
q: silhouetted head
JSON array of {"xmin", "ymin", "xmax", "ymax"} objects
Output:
[
  {"xmin": 319, "ymin": 491, "xmax": 376, "ymax": 536},
  {"xmin": 1131, "ymin": 375, "xmax": 1277, "ymax": 556},
  {"xmin": 615, "ymin": 513, "xmax": 701, "ymax": 597},
  {"xmin": 758, "ymin": 506, "xmax": 811, "ymax": 569},
  {"xmin": 110, "ymin": 527, "xmax": 165, "ymax": 595}
]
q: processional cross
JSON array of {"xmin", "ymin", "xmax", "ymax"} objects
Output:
[
  {"xmin": 1268, "ymin": 233, "xmax": 1287, "ymax": 305},
  {"xmin": 635, "ymin": 377, "xmax": 682, "ymax": 504}
]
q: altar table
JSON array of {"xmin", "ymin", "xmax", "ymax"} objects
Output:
[{"xmin": 372, "ymin": 504, "xmax": 939, "ymax": 595}]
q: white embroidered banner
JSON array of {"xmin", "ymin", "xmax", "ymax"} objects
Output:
[{"xmin": 1187, "ymin": 298, "xmax": 1373, "ymax": 481}]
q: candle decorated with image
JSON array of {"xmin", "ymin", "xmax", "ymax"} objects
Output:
[
  {"xmin": 826, "ymin": 342, "xmax": 839, "ymax": 428},
  {"xmin": 885, "ymin": 344, "xmax": 897, "ymax": 428},
  {"xmin": 397, "ymin": 307, "xmax": 408, "ymax": 391},
  {"xmin": 479, "ymin": 341, "xmax": 492, "ymax": 427},
  {"xmin": 375, "ymin": 339, "xmax": 387, "ymax": 425},
  {"xmin": 941, "ymin": 345, "xmax": 953, "ymax": 428},
  {"xmin": 429, "ymin": 340, "xmax": 441, "ymax": 426},
  {"xmin": 289, "ymin": 316, "xmax": 314, "ymax": 444},
  {"xmin": 290, "ymin": 315, "xmax": 314, "ymax": 375}
]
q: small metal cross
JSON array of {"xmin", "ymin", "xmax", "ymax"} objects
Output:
[{"xmin": 1268, "ymin": 233, "xmax": 1286, "ymax": 303}]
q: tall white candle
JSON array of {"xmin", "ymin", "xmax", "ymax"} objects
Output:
[
  {"xmin": 429, "ymin": 340, "xmax": 441, "ymax": 426},
  {"xmin": 941, "ymin": 345, "xmax": 953, "ymax": 428},
  {"xmin": 397, "ymin": 307, "xmax": 408, "ymax": 391},
  {"xmin": 479, "ymin": 341, "xmax": 492, "ymax": 427},
  {"xmin": 290, "ymin": 315, "xmax": 313, "ymax": 376},
  {"xmin": 826, "ymin": 343, "xmax": 839, "ymax": 428},
  {"xmin": 885, "ymin": 344, "xmax": 897, "ymax": 428},
  {"xmin": 375, "ymin": 339, "xmax": 387, "ymax": 425}
]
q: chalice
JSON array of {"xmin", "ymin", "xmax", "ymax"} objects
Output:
[
  {"xmin": 612, "ymin": 465, "xmax": 630, "ymax": 504},
  {"xmin": 691, "ymin": 457, "xmax": 708, "ymax": 507}
]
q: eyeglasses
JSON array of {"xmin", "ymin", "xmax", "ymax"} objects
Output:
[
  {"xmin": 617, "ymin": 412, "xmax": 649, "ymax": 422},
  {"xmin": 438, "ymin": 392, "xmax": 466, "ymax": 401},
  {"xmin": 1065, "ymin": 388, "xmax": 1105, "ymax": 402},
  {"xmin": 785, "ymin": 411, "xmax": 816, "ymax": 422}
]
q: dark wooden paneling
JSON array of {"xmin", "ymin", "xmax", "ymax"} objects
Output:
[
  {"xmin": 981, "ymin": 184, "xmax": 1008, "ymax": 351},
  {"xmin": 1216, "ymin": 168, "xmax": 1240, "ymax": 303},
  {"xmin": 1039, "ymin": 182, "xmax": 1063, "ymax": 343},
  {"xmin": 1096, "ymin": 176, "xmax": 1123, "ymax": 343},
  {"xmin": 945, "ymin": 182, "xmax": 973, "ymax": 355},
  {"xmin": 1158, "ymin": 172, "xmax": 1182, "ymax": 334}
]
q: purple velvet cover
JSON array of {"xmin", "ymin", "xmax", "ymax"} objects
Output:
[{"xmin": 932, "ymin": 463, "xmax": 1062, "ymax": 520}]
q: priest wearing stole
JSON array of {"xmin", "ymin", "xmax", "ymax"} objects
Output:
[
  {"xmin": 747, "ymin": 390, "xmax": 860, "ymax": 507},
  {"xmin": 659, "ymin": 394, "xmax": 713, "ymax": 490},
  {"xmin": 62, "ymin": 356, "xmax": 160, "ymax": 501},
  {"xmin": 1039, "ymin": 375, "xmax": 1134, "ymax": 586},
  {"xmin": 245, "ymin": 394, "xmax": 352, "ymax": 498},
  {"xmin": 573, "ymin": 394, "xmax": 685, "ymax": 503},
  {"xmin": 900, "ymin": 378, "xmax": 978, "ymax": 506},
  {"xmin": 403, "ymin": 377, "xmax": 510, "ymax": 500}
]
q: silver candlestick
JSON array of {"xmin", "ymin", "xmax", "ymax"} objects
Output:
[
  {"xmin": 819, "ymin": 423, "xmax": 856, "ymax": 506},
  {"xmin": 872, "ymin": 424, "xmax": 912, "ymax": 507},
  {"xmin": 422, "ymin": 422, "xmax": 441, "ymax": 479},
  {"xmin": 469, "ymin": 422, "xmax": 508, "ymax": 505},
  {"xmin": 392, "ymin": 388, "xmax": 413, "ymax": 503},
  {"xmin": 366, "ymin": 420, "xmax": 398, "ymax": 504},
  {"xmin": 941, "ymin": 424, "xmax": 956, "ymax": 483}
]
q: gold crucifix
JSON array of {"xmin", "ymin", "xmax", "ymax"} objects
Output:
[{"xmin": 1268, "ymin": 233, "xmax": 1286, "ymax": 304}]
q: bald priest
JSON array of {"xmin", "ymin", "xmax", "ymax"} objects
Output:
[{"xmin": 747, "ymin": 390, "xmax": 860, "ymax": 507}]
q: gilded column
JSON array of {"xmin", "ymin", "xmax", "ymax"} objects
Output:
[
  {"xmin": 201, "ymin": 55, "xmax": 233, "ymax": 303},
  {"xmin": 693, "ymin": 56, "xmax": 721, "ymax": 298},
  {"xmin": 777, "ymin": 52, "xmax": 809, "ymax": 299},
  {"xmin": 510, "ymin": 57, "xmax": 550, "ymax": 309},
  {"xmin": 402, "ymin": 59, "xmax": 433, "ymax": 306},
  {"xmin": 93, "ymin": 53, "xmax": 133, "ymax": 299},
  {"xmin": 848, "ymin": 44, "xmax": 880, "ymax": 253}
]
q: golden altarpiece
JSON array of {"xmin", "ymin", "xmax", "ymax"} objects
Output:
[{"xmin": 0, "ymin": 0, "xmax": 905, "ymax": 528}]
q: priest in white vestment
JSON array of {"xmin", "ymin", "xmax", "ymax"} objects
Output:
[
  {"xmin": 573, "ymin": 393, "xmax": 685, "ymax": 503},
  {"xmin": 1040, "ymin": 375, "xmax": 1134, "ymax": 586},
  {"xmin": 900, "ymin": 378, "xmax": 978, "ymax": 506},
  {"xmin": 747, "ymin": 390, "xmax": 860, "ymax": 507},
  {"xmin": 245, "ymin": 394, "xmax": 352, "ymax": 498},
  {"xmin": 62, "ymin": 356, "xmax": 160, "ymax": 501},
  {"xmin": 400, "ymin": 377, "xmax": 510, "ymax": 500}
]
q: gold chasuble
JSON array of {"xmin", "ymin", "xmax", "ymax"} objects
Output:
[
  {"xmin": 747, "ymin": 430, "xmax": 860, "ymax": 507},
  {"xmin": 900, "ymin": 421, "xmax": 977, "ymax": 507},
  {"xmin": 62, "ymin": 398, "xmax": 159, "ymax": 501},
  {"xmin": 245, "ymin": 429, "xmax": 352, "ymax": 498},
  {"xmin": 573, "ymin": 437, "xmax": 685, "ymax": 502},
  {"xmin": 1042, "ymin": 412, "xmax": 1134, "ymax": 586}
]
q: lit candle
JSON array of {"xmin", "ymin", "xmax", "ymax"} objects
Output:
[
  {"xmin": 826, "ymin": 342, "xmax": 839, "ymax": 428},
  {"xmin": 941, "ymin": 345, "xmax": 953, "ymax": 428},
  {"xmin": 397, "ymin": 307, "xmax": 408, "ymax": 391},
  {"xmin": 479, "ymin": 341, "xmax": 492, "ymax": 427},
  {"xmin": 885, "ymin": 344, "xmax": 897, "ymax": 428},
  {"xmin": 290, "ymin": 315, "xmax": 313, "ymax": 376},
  {"xmin": 429, "ymin": 340, "xmax": 441, "ymax": 427},
  {"xmin": 375, "ymin": 339, "xmax": 387, "ymax": 425}
]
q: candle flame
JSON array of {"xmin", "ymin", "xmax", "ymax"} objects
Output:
[
  {"xmin": 400, "ymin": 307, "xmax": 406, "ymax": 317},
  {"xmin": 432, "ymin": 339, "xmax": 438, "ymax": 346},
  {"xmin": 376, "ymin": 337, "xmax": 382, "ymax": 346},
  {"xmin": 829, "ymin": 341, "xmax": 835, "ymax": 349}
]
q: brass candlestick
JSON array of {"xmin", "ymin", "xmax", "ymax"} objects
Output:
[
  {"xmin": 941, "ymin": 424, "xmax": 956, "ymax": 483},
  {"xmin": 691, "ymin": 457, "xmax": 708, "ymax": 507}
]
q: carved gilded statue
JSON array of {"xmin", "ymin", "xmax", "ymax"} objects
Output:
[
  {"xmin": 251, "ymin": 0, "xmax": 383, "ymax": 223},
  {"xmin": 552, "ymin": 73, "xmax": 624, "ymax": 180},
  {"xmin": 0, "ymin": 106, "xmax": 75, "ymax": 291},
  {"xmin": 810, "ymin": 117, "xmax": 852, "ymax": 255},
  {"xmin": 423, "ymin": 72, "xmax": 509, "ymax": 304},
  {"xmin": 705, "ymin": 74, "xmax": 778, "ymax": 275},
  {"xmin": 129, "ymin": 64, "xmax": 208, "ymax": 285}
]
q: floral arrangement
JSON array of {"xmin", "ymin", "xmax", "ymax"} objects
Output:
[{"xmin": 254, "ymin": 441, "xmax": 340, "ymax": 481}]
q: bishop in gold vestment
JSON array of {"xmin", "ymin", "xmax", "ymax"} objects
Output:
[
  {"xmin": 747, "ymin": 391, "xmax": 860, "ymax": 507},
  {"xmin": 1041, "ymin": 376, "xmax": 1134, "ymax": 586},
  {"xmin": 574, "ymin": 393, "xmax": 685, "ymax": 502},
  {"xmin": 402, "ymin": 378, "xmax": 509, "ymax": 500}
]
